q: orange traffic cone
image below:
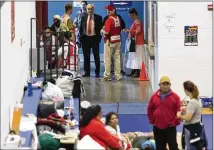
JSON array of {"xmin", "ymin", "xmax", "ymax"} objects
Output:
[{"xmin": 139, "ymin": 62, "xmax": 149, "ymax": 81}]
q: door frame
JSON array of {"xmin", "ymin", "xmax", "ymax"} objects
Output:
[{"xmin": 36, "ymin": 1, "xmax": 48, "ymax": 34}]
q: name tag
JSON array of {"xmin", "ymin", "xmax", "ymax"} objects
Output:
[{"xmin": 111, "ymin": 35, "xmax": 120, "ymax": 41}]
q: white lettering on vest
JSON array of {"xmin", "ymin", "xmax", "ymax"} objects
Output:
[{"xmin": 109, "ymin": 16, "xmax": 120, "ymax": 27}]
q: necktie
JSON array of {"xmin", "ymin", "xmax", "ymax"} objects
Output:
[{"xmin": 88, "ymin": 16, "xmax": 92, "ymax": 35}]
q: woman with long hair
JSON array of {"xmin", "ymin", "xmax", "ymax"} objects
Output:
[
  {"xmin": 79, "ymin": 105, "xmax": 122, "ymax": 150},
  {"xmin": 177, "ymin": 81, "xmax": 203, "ymax": 150}
]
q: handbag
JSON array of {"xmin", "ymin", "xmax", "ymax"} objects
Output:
[
  {"xmin": 129, "ymin": 38, "xmax": 136, "ymax": 52},
  {"xmin": 129, "ymin": 29, "xmax": 137, "ymax": 52}
]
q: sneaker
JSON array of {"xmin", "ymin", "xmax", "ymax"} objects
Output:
[
  {"xmin": 99, "ymin": 77, "xmax": 111, "ymax": 81},
  {"xmin": 116, "ymin": 76, "xmax": 122, "ymax": 81}
]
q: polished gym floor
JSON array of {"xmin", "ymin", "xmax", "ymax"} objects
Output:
[{"xmin": 80, "ymin": 62, "xmax": 153, "ymax": 103}]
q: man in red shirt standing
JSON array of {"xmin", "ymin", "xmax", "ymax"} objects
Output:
[
  {"xmin": 147, "ymin": 76, "xmax": 181, "ymax": 150},
  {"xmin": 100, "ymin": 5, "xmax": 122, "ymax": 81}
]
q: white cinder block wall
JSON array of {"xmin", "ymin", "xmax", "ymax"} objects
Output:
[
  {"xmin": 1, "ymin": 2, "xmax": 36, "ymax": 146},
  {"xmin": 157, "ymin": 2, "xmax": 212, "ymax": 98}
]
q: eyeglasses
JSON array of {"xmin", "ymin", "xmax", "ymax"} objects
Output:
[{"xmin": 87, "ymin": 8, "xmax": 92, "ymax": 10}]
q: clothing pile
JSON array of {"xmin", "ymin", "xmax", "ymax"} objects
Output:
[
  {"xmin": 36, "ymin": 100, "xmax": 78, "ymax": 150},
  {"xmin": 37, "ymin": 101, "xmax": 74, "ymax": 135},
  {"xmin": 56, "ymin": 70, "xmax": 85, "ymax": 99}
]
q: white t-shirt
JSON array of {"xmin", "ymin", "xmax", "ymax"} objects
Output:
[
  {"xmin": 105, "ymin": 125, "xmax": 122, "ymax": 140},
  {"xmin": 105, "ymin": 125, "xmax": 128, "ymax": 150}
]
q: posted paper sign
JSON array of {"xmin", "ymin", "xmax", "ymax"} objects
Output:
[
  {"xmin": 73, "ymin": 1, "xmax": 81, "ymax": 7},
  {"xmin": 184, "ymin": 26, "xmax": 198, "ymax": 46}
]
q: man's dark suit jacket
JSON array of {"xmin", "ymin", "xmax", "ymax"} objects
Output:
[{"xmin": 79, "ymin": 13, "xmax": 103, "ymax": 43}]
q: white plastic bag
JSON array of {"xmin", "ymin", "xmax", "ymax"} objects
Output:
[
  {"xmin": 42, "ymin": 82, "xmax": 64, "ymax": 102},
  {"xmin": 56, "ymin": 76, "xmax": 74, "ymax": 98},
  {"xmin": 77, "ymin": 135, "xmax": 105, "ymax": 150}
]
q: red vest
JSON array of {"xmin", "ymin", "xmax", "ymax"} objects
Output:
[
  {"xmin": 108, "ymin": 15, "xmax": 121, "ymax": 44},
  {"xmin": 58, "ymin": 42, "xmax": 78, "ymax": 70}
]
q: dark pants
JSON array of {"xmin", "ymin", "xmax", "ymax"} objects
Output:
[
  {"xmin": 82, "ymin": 35, "xmax": 100, "ymax": 75},
  {"xmin": 153, "ymin": 126, "xmax": 178, "ymax": 150}
]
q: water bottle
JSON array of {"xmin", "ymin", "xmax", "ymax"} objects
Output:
[{"xmin": 27, "ymin": 81, "xmax": 33, "ymax": 96}]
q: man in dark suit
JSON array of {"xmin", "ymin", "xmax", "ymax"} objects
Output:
[{"xmin": 79, "ymin": 4, "xmax": 103, "ymax": 77}]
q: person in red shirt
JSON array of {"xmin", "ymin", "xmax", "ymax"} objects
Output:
[
  {"xmin": 79, "ymin": 105, "xmax": 122, "ymax": 150},
  {"xmin": 100, "ymin": 5, "xmax": 122, "ymax": 81},
  {"xmin": 147, "ymin": 76, "xmax": 181, "ymax": 150}
]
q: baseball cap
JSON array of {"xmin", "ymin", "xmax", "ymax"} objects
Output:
[
  {"xmin": 105, "ymin": 5, "xmax": 115, "ymax": 11},
  {"xmin": 159, "ymin": 76, "xmax": 171, "ymax": 84},
  {"xmin": 53, "ymin": 15, "xmax": 61, "ymax": 20}
]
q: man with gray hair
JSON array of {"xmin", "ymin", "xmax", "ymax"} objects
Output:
[{"xmin": 79, "ymin": 4, "xmax": 103, "ymax": 77}]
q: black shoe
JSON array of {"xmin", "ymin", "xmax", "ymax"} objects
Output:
[
  {"xmin": 82, "ymin": 74, "xmax": 90, "ymax": 77},
  {"xmin": 95, "ymin": 74, "xmax": 100, "ymax": 78},
  {"xmin": 121, "ymin": 70, "xmax": 125, "ymax": 75},
  {"xmin": 131, "ymin": 73, "xmax": 139, "ymax": 78}
]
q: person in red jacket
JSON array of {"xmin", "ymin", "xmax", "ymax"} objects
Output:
[
  {"xmin": 100, "ymin": 5, "xmax": 122, "ymax": 81},
  {"xmin": 147, "ymin": 76, "xmax": 181, "ymax": 150},
  {"xmin": 80, "ymin": 105, "xmax": 122, "ymax": 150}
]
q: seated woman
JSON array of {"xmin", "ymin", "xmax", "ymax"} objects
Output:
[
  {"xmin": 105, "ymin": 112, "xmax": 131, "ymax": 150},
  {"xmin": 40, "ymin": 26, "xmax": 58, "ymax": 69},
  {"xmin": 79, "ymin": 105, "xmax": 122, "ymax": 150}
]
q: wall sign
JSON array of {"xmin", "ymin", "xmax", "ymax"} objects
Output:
[
  {"xmin": 163, "ymin": 13, "xmax": 176, "ymax": 32},
  {"xmin": 73, "ymin": 1, "xmax": 81, "ymax": 7},
  {"xmin": 110, "ymin": 1, "xmax": 132, "ymax": 11},
  {"xmin": 184, "ymin": 26, "xmax": 198, "ymax": 46},
  {"xmin": 11, "ymin": 1, "xmax": 15, "ymax": 43}
]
